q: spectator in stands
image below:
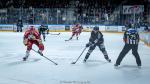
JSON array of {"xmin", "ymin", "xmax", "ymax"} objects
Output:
[
  {"xmin": 28, "ymin": 14, "xmax": 34, "ymax": 24},
  {"xmin": 144, "ymin": 25, "xmax": 150, "ymax": 32},
  {"xmin": 16, "ymin": 19, "xmax": 23, "ymax": 32}
]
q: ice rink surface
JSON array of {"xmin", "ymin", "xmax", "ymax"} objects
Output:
[{"xmin": 0, "ymin": 32, "xmax": 150, "ymax": 84}]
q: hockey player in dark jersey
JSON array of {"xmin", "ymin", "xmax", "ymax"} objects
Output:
[
  {"xmin": 83, "ymin": 26, "xmax": 111, "ymax": 63},
  {"xmin": 114, "ymin": 24, "xmax": 141, "ymax": 68},
  {"xmin": 78, "ymin": 24, "xmax": 83, "ymax": 35},
  {"xmin": 38, "ymin": 25, "xmax": 49, "ymax": 41}
]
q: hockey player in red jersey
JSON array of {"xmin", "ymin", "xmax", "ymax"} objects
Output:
[
  {"xmin": 23, "ymin": 26, "xmax": 44, "ymax": 61},
  {"xmin": 66, "ymin": 23, "xmax": 81, "ymax": 41}
]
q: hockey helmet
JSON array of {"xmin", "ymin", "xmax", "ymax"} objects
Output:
[
  {"xmin": 29, "ymin": 26, "xmax": 35, "ymax": 31},
  {"xmin": 93, "ymin": 26, "xmax": 99, "ymax": 31},
  {"xmin": 127, "ymin": 23, "xmax": 135, "ymax": 28},
  {"xmin": 41, "ymin": 24, "xmax": 44, "ymax": 26},
  {"xmin": 128, "ymin": 23, "xmax": 132, "ymax": 28}
]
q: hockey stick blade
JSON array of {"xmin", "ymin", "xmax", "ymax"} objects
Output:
[
  {"xmin": 55, "ymin": 63, "xmax": 58, "ymax": 65},
  {"xmin": 71, "ymin": 62, "xmax": 76, "ymax": 64},
  {"xmin": 50, "ymin": 33, "xmax": 60, "ymax": 35},
  {"xmin": 71, "ymin": 47, "xmax": 87, "ymax": 64},
  {"xmin": 65, "ymin": 40, "xmax": 69, "ymax": 41},
  {"xmin": 65, "ymin": 39, "xmax": 71, "ymax": 41}
]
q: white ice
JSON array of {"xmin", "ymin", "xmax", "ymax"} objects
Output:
[{"xmin": 0, "ymin": 32, "xmax": 150, "ymax": 84}]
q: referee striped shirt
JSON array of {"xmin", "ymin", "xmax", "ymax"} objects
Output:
[{"xmin": 124, "ymin": 28, "xmax": 139, "ymax": 45}]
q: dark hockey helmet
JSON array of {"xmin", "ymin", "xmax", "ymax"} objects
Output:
[
  {"xmin": 127, "ymin": 23, "xmax": 135, "ymax": 29},
  {"xmin": 41, "ymin": 24, "xmax": 44, "ymax": 26},
  {"xmin": 128, "ymin": 23, "xmax": 132, "ymax": 28},
  {"xmin": 93, "ymin": 26, "xmax": 99, "ymax": 31}
]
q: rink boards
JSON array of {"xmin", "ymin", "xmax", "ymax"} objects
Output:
[
  {"xmin": 0, "ymin": 24, "xmax": 125, "ymax": 32},
  {"xmin": 0, "ymin": 24, "xmax": 149, "ymax": 47}
]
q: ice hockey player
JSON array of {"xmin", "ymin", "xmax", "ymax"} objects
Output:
[
  {"xmin": 78, "ymin": 24, "xmax": 83, "ymax": 35},
  {"xmin": 114, "ymin": 24, "xmax": 141, "ymax": 68},
  {"xmin": 83, "ymin": 26, "xmax": 111, "ymax": 62},
  {"xmin": 38, "ymin": 24, "xmax": 49, "ymax": 41},
  {"xmin": 23, "ymin": 26, "xmax": 44, "ymax": 61},
  {"xmin": 67, "ymin": 23, "xmax": 80, "ymax": 41}
]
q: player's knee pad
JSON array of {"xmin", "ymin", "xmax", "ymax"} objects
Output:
[
  {"xmin": 100, "ymin": 48, "xmax": 106, "ymax": 52},
  {"xmin": 39, "ymin": 44, "xmax": 44, "ymax": 51},
  {"xmin": 87, "ymin": 50, "xmax": 93, "ymax": 54},
  {"xmin": 132, "ymin": 51, "xmax": 138, "ymax": 56},
  {"xmin": 85, "ymin": 51, "xmax": 91, "ymax": 59},
  {"xmin": 101, "ymin": 48, "xmax": 107, "ymax": 55},
  {"xmin": 27, "ymin": 46, "xmax": 32, "ymax": 51},
  {"xmin": 27, "ymin": 42, "xmax": 32, "ymax": 51}
]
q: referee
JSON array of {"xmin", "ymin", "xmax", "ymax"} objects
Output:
[{"xmin": 114, "ymin": 24, "xmax": 141, "ymax": 68}]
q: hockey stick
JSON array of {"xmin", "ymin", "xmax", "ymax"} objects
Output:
[
  {"xmin": 49, "ymin": 33, "xmax": 60, "ymax": 35},
  {"xmin": 65, "ymin": 39, "xmax": 71, "ymax": 41},
  {"xmin": 32, "ymin": 49, "xmax": 58, "ymax": 65},
  {"xmin": 71, "ymin": 47, "xmax": 87, "ymax": 64},
  {"xmin": 65, "ymin": 37, "xmax": 72, "ymax": 41}
]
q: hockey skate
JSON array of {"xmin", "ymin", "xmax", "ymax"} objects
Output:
[
  {"xmin": 76, "ymin": 37, "xmax": 78, "ymax": 40},
  {"xmin": 23, "ymin": 51, "xmax": 29, "ymax": 61},
  {"xmin": 106, "ymin": 58, "xmax": 111, "ymax": 62},
  {"xmin": 83, "ymin": 59, "xmax": 87, "ymax": 63},
  {"xmin": 23, "ymin": 56, "xmax": 28, "ymax": 61},
  {"xmin": 137, "ymin": 64, "xmax": 141, "ymax": 69},
  {"xmin": 137, "ymin": 66, "xmax": 141, "ymax": 69},
  {"xmin": 114, "ymin": 64, "xmax": 119, "ymax": 69},
  {"xmin": 104, "ymin": 56, "xmax": 111, "ymax": 62}
]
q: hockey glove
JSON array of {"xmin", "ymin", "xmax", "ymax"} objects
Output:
[
  {"xmin": 91, "ymin": 43, "xmax": 95, "ymax": 47},
  {"xmin": 86, "ymin": 43, "xmax": 90, "ymax": 47},
  {"xmin": 86, "ymin": 42, "xmax": 93, "ymax": 47},
  {"xmin": 23, "ymin": 39, "xmax": 28, "ymax": 46}
]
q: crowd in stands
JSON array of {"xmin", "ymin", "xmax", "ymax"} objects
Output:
[{"xmin": 0, "ymin": 0, "xmax": 149, "ymax": 26}]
